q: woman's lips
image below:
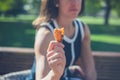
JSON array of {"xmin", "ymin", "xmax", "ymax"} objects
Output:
[{"xmin": 69, "ymin": 8, "xmax": 78, "ymax": 12}]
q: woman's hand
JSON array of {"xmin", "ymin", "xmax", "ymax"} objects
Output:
[
  {"xmin": 46, "ymin": 41, "xmax": 66, "ymax": 79},
  {"xmin": 69, "ymin": 65, "xmax": 85, "ymax": 78}
]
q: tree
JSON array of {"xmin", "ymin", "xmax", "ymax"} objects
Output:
[
  {"xmin": 104, "ymin": 0, "xmax": 120, "ymax": 25},
  {"xmin": 0, "ymin": 0, "xmax": 28, "ymax": 16},
  {"xmin": 104, "ymin": 0, "xmax": 111, "ymax": 25},
  {"xmin": 111, "ymin": 0, "xmax": 120, "ymax": 17},
  {"xmin": 0, "ymin": 0, "xmax": 14, "ymax": 14},
  {"xmin": 85, "ymin": 0, "xmax": 120, "ymax": 25},
  {"xmin": 30, "ymin": 0, "xmax": 41, "ymax": 15},
  {"xmin": 85, "ymin": 0, "xmax": 101, "ymax": 16}
]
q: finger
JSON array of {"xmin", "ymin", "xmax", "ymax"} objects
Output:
[
  {"xmin": 46, "ymin": 48, "xmax": 65, "ymax": 64},
  {"xmin": 47, "ymin": 41, "xmax": 64, "ymax": 52},
  {"xmin": 48, "ymin": 58, "xmax": 60, "ymax": 68},
  {"xmin": 54, "ymin": 46, "xmax": 65, "ymax": 54},
  {"xmin": 46, "ymin": 46, "xmax": 64, "ymax": 58},
  {"xmin": 48, "ymin": 57, "xmax": 65, "ymax": 68},
  {"xmin": 54, "ymin": 47, "xmax": 66, "ymax": 62},
  {"xmin": 69, "ymin": 66, "xmax": 85, "ymax": 77},
  {"xmin": 48, "ymin": 58, "xmax": 66, "ymax": 71},
  {"xmin": 46, "ymin": 50, "xmax": 54, "ymax": 58},
  {"xmin": 47, "ymin": 52, "xmax": 62, "ymax": 62}
]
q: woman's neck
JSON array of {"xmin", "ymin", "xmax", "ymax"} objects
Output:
[{"xmin": 55, "ymin": 17, "xmax": 74, "ymax": 28}]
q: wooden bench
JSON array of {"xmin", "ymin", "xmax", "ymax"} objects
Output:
[
  {"xmin": 93, "ymin": 52, "xmax": 120, "ymax": 80},
  {"xmin": 0, "ymin": 47, "xmax": 120, "ymax": 80},
  {"xmin": 0, "ymin": 47, "xmax": 34, "ymax": 75}
]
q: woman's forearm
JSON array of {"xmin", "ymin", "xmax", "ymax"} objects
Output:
[{"xmin": 84, "ymin": 70, "xmax": 97, "ymax": 80}]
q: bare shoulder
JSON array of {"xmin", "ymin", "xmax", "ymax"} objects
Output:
[
  {"xmin": 83, "ymin": 23, "xmax": 91, "ymax": 41},
  {"xmin": 83, "ymin": 23, "xmax": 90, "ymax": 35},
  {"xmin": 34, "ymin": 27, "xmax": 54, "ymax": 56},
  {"xmin": 35, "ymin": 27, "xmax": 54, "ymax": 42}
]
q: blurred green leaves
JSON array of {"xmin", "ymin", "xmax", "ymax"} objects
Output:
[{"xmin": 0, "ymin": 0, "xmax": 14, "ymax": 12}]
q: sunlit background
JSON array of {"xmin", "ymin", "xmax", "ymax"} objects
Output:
[{"xmin": 0, "ymin": 0, "xmax": 120, "ymax": 52}]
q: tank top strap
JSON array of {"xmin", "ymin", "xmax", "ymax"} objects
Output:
[
  {"xmin": 40, "ymin": 20, "xmax": 56, "ymax": 33},
  {"xmin": 75, "ymin": 19, "xmax": 85, "ymax": 41}
]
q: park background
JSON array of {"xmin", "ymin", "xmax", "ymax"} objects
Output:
[
  {"xmin": 0, "ymin": 0, "xmax": 120, "ymax": 80},
  {"xmin": 0, "ymin": 0, "xmax": 120, "ymax": 52}
]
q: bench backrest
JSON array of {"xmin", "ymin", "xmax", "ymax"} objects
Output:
[
  {"xmin": 93, "ymin": 52, "xmax": 120, "ymax": 80},
  {"xmin": 0, "ymin": 47, "xmax": 120, "ymax": 80}
]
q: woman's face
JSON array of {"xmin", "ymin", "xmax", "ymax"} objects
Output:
[{"xmin": 58, "ymin": 0, "xmax": 82, "ymax": 19}]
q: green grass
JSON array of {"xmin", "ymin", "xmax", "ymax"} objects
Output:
[
  {"xmin": 0, "ymin": 15, "xmax": 120, "ymax": 52},
  {"xmin": 87, "ymin": 22, "xmax": 120, "ymax": 52},
  {"xmin": 91, "ymin": 34, "xmax": 120, "ymax": 45},
  {"xmin": 91, "ymin": 34, "xmax": 120, "ymax": 52},
  {"xmin": 80, "ymin": 16, "xmax": 120, "ymax": 26},
  {"xmin": 0, "ymin": 21, "xmax": 35, "ymax": 48},
  {"xmin": 0, "ymin": 15, "xmax": 35, "ymax": 22},
  {"xmin": 80, "ymin": 16, "xmax": 120, "ymax": 52}
]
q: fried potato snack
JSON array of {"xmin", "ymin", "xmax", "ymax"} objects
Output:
[{"xmin": 54, "ymin": 28, "xmax": 64, "ymax": 42}]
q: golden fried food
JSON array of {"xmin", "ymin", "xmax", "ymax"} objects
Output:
[{"xmin": 54, "ymin": 28, "xmax": 64, "ymax": 42}]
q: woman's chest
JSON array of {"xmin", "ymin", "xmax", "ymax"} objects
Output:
[{"xmin": 63, "ymin": 39, "xmax": 81, "ymax": 67}]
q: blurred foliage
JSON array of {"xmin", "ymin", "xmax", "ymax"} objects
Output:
[
  {"xmin": 85, "ymin": 0, "xmax": 101, "ymax": 16},
  {"xmin": 0, "ymin": 0, "xmax": 120, "ymax": 52},
  {"xmin": 0, "ymin": 0, "xmax": 27, "ymax": 16},
  {"xmin": 85, "ymin": 0, "xmax": 120, "ymax": 17},
  {"xmin": 0, "ymin": 0, "xmax": 41, "ymax": 16},
  {"xmin": 0, "ymin": 0, "xmax": 119, "ymax": 17},
  {"xmin": 0, "ymin": 0, "xmax": 14, "ymax": 12},
  {"xmin": 0, "ymin": 18, "xmax": 120, "ymax": 52},
  {"xmin": 110, "ymin": 0, "xmax": 120, "ymax": 17}
]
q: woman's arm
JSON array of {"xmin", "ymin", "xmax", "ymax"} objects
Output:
[
  {"xmin": 34, "ymin": 27, "xmax": 52, "ymax": 80},
  {"xmin": 34, "ymin": 27, "xmax": 66, "ymax": 80},
  {"xmin": 81, "ymin": 24, "xmax": 97, "ymax": 80},
  {"xmin": 76, "ymin": 24, "xmax": 97, "ymax": 80}
]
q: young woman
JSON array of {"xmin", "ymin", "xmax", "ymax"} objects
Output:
[{"xmin": 26, "ymin": 0, "xmax": 97, "ymax": 80}]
